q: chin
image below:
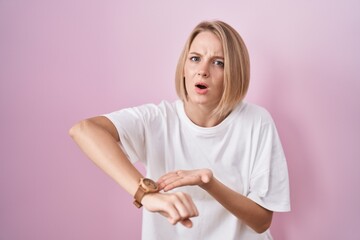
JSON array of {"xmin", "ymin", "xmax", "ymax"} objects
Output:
[{"xmin": 187, "ymin": 95, "xmax": 218, "ymax": 107}]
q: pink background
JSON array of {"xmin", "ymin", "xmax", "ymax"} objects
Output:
[{"xmin": 1, "ymin": 1, "xmax": 359, "ymax": 239}]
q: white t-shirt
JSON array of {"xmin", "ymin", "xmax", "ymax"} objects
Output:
[{"xmin": 104, "ymin": 100, "xmax": 290, "ymax": 240}]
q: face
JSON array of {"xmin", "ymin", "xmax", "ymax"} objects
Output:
[{"xmin": 184, "ymin": 31, "xmax": 225, "ymax": 110}]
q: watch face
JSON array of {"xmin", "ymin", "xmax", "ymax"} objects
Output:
[{"xmin": 143, "ymin": 178, "xmax": 158, "ymax": 191}]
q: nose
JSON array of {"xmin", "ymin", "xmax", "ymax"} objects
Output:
[
  {"xmin": 197, "ymin": 71, "xmax": 209, "ymax": 77},
  {"xmin": 197, "ymin": 62, "xmax": 210, "ymax": 77}
]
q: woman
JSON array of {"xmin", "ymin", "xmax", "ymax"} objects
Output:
[{"xmin": 70, "ymin": 20, "xmax": 290, "ymax": 240}]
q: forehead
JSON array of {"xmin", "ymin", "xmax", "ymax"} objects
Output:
[{"xmin": 189, "ymin": 31, "xmax": 223, "ymax": 56}]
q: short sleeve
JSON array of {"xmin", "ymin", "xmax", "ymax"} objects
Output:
[
  {"xmin": 247, "ymin": 119, "xmax": 291, "ymax": 212},
  {"xmin": 103, "ymin": 105, "xmax": 150, "ymax": 165}
]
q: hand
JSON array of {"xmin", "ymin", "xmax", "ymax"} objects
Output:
[
  {"xmin": 157, "ymin": 169, "xmax": 213, "ymax": 192},
  {"xmin": 141, "ymin": 192, "xmax": 199, "ymax": 228}
]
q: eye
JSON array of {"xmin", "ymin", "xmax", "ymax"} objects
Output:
[
  {"xmin": 190, "ymin": 56, "xmax": 200, "ymax": 62},
  {"xmin": 214, "ymin": 60, "xmax": 224, "ymax": 67}
]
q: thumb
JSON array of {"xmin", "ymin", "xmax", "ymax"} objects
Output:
[{"xmin": 201, "ymin": 174, "xmax": 210, "ymax": 184}]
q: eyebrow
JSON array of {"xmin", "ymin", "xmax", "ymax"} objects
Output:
[{"xmin": 189, "ymin": 51, "xmax": 224, "ymax": 59}]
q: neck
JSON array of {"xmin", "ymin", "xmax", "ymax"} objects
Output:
[{"xmin": 184, "ymin": 102, "xmax": 227, "ymax": 127}]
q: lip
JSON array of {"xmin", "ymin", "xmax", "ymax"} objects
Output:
[{"xmin": 195, "ymin": 82, "xmax": 209, "ymax": 95}]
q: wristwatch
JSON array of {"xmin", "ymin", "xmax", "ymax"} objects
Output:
[{"xmin": 133, "ymin": 178, "xmax": 159, "ymax": 208}]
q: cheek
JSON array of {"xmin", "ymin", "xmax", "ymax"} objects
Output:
[
  {"xmin": 214, "ymin": 73, "xmax": 225, "ymax": 92},
  {"xmin": 213, "ymin": 71, "xmax": 224, "ymax": 82},
  {"xmin": 184, "ymin": 76, "xmax": 192, "ymax": 91},
  {"xmin": 184, "ymin": 62, "xmax": 196, "ymax": 77}
]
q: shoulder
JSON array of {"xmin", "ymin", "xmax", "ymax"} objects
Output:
[
  {"xmin": 139, "ymin": 100, "xmax": 178, "ymax": 116},
  {"xmin": 237, "ymin": 102, "xmax": 274, "ymax": 125},
  {"xmin": 103, "ymin": 100, "xmax": 179, "ymax": 123},
  {"xmin": 120, "ymin": 100, "xmax": 176, "ymax": 115},
  {"xmin": 121, "ymin": 100, "xmax": 179, "ymax": 124}
]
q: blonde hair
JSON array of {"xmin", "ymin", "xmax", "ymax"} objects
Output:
[{"xmin": 175, "ymin": 20, "xmax": 250, "ymax": 118}]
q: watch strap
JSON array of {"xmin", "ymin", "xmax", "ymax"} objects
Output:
[{"xmin": 133, "ymin": 185, "xmax": 146, "ymax": 208}]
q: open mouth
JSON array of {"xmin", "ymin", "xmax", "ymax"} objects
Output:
[{"xmin": 195, "ymin": 83, "xmax": 208, "ymax": 89}]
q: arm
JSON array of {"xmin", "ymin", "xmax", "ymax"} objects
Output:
[
  {"xmin": 69, "ymin": 116, "xmax": 198, "ymax": 227},
  {"xmin": 158, "ymin": 169, "xmax": 273, "ymax": 233},
  {"xmin": 69, "ymin": 116, "xmax": 142, "ymax": 196}
]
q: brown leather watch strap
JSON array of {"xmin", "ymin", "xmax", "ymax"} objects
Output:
[
  {"xmin": 133, "ymin": 185, "xmax": 146, "ymax": 208},
  {"xmin": 133, "ymin": 178, "xmax": 159, "ymax": 208}
]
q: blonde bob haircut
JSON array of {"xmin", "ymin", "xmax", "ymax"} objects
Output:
[{"xmin": 175, "ymin": 20, "xmax": 250, "ymax": 119}]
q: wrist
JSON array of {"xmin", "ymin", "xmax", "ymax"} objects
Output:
[
  {"xmin": 133, "ymin": 178, "xmax": 159, "ymax": 208},
  {"xmin": 141, "ymin": 192, "xmax": 160, "ymax": 205}
]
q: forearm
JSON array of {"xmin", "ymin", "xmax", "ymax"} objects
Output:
[
  {"xmin": 69, "ymin": 118, "xmax": 200, "ymax": 229},
  {"xmin": 158, "ymin": 169, "xmax": 273, "ymax": 233},
  {"xmin": 69, "ymin": 118, "xmax": 142, "ymax": 196},
  {"xmin": 201, "ymin": 177, "xmax": 272, "ymax": 233}
]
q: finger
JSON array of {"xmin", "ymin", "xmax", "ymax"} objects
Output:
[
  {"xmin": 163, "ymin": 175, "xmax": 201, "ymax": 192},
  {"xmin": 158, "ymin": 171, "xmax": 180, "ymax": 182},
  {"xmin": 159, "ymin": 208, "xmax": 185, "ymax": 227},
  {"xmin": 200, "ymin": 169, "xmax": 213, "ymax": 184},
  {"xmin": 156, "ymin": 193, "xmax": 198, "ymax": 227},
  {"xmin": 158, "ymin": 170, "xmax": 190, "ymax": 183},
  {"xmin": 201, "ymin": 174, "xmax": 210, "ymax": 183},
  {"xmin": 180, "ymin": 219, "xmax": 193, "ymax": 228},
  {"xmin": 157, "ymin": 171, "xmax": 181, "ymax": 188},
  {"xmin": 173, "ymin": 192, "xmax": 199, "ymax": 219},
  {"xmin": 163, "ymin": 204, "xmax": 181, "ymax": 225},
  {"xmin": 160, "ymin": 172, "xmax": 189, "ymax": 190},
  {"xmin": 180, "ymin": 192, "xmax": 199, "ymax": 217},
  {"xmin": 163, "ymin": 178, "xmax": 188, "ymax": 192},
  {"xmin": 163, "ymin": 193, "xmax": 196, "ymax": 226},
  {"xmin": 159, "ymin": 176, "xmax": 183, "ymax": 191}
]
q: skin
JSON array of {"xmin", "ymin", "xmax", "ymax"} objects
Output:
[
  {"xmin": 183, "ymin": 31, "xmax": 225, "ymax": 127},
  {"xmin": 157, "ymin": 169, "xmax": 273, "ymax": 233},
  {"xmin": 69, "ymin": 31, "xmax": 272, "ymax": 233},
  {"xmin": 69, "ymin": 117, "xmax": 198, "ymax": 228}
]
